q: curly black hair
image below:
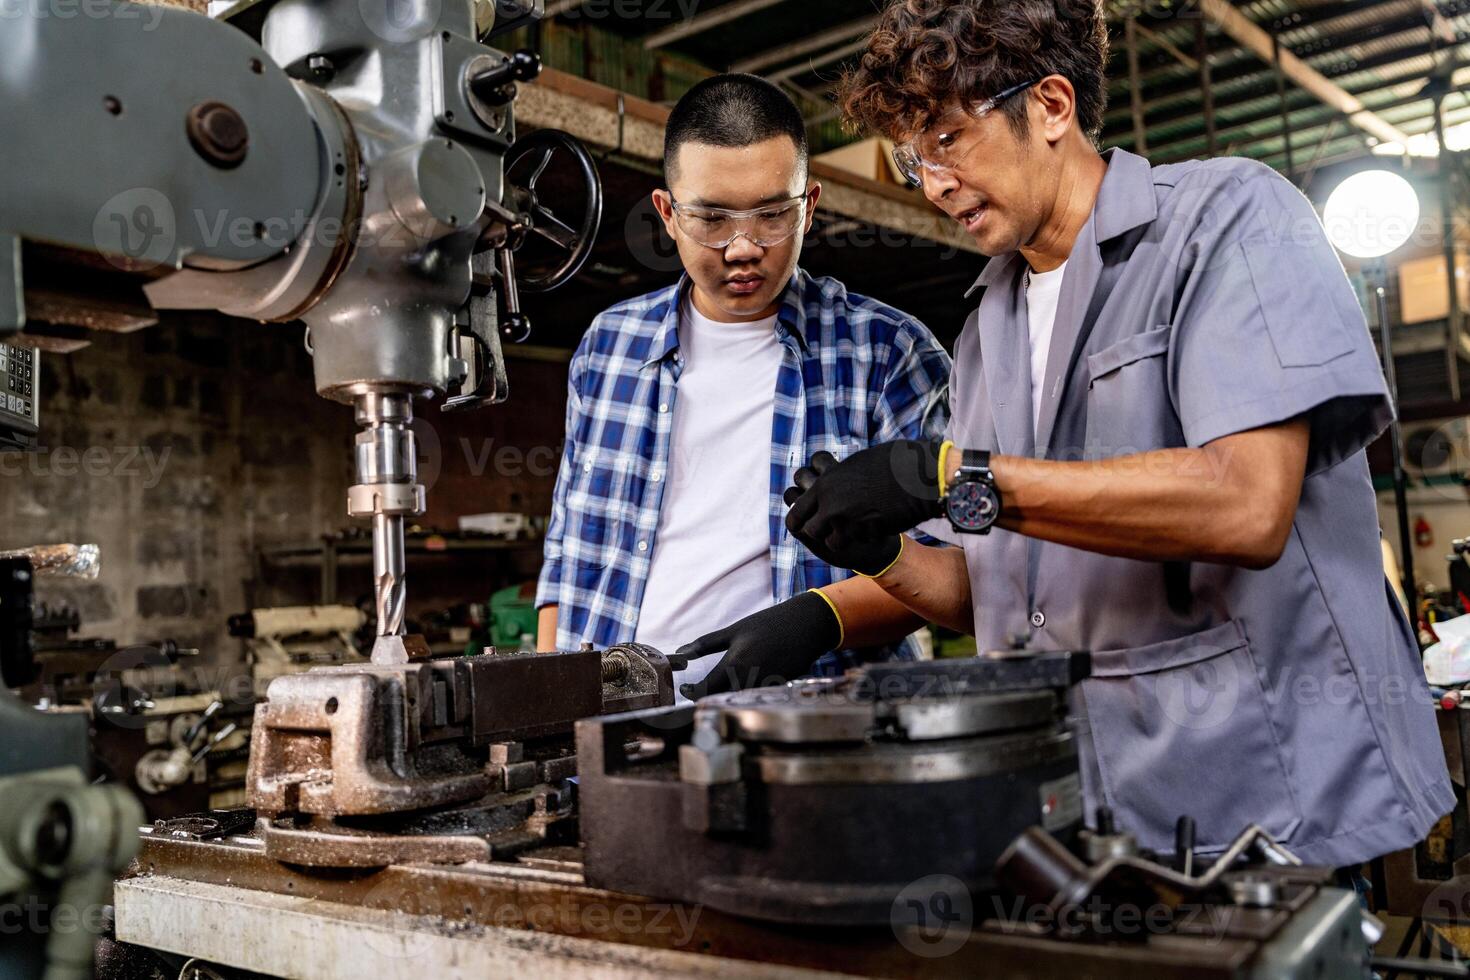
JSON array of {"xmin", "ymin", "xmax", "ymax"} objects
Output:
[{"xmin": 838, "ymin": 0, "xmax": 1109, "ymax": 143}]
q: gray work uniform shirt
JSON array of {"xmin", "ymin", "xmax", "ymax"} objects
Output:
[{"xmin": 950, "ymin": 148, "xmax": 1453, "ymax": 866}]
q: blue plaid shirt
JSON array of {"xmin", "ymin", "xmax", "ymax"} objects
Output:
[{"xmin": 536, "ymin": 269, "xmax": 952, "ymax": 665}]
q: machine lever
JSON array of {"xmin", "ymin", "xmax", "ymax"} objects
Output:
[
  {"xmin": 496, "ymin": 246, "xmax": 533, "ymax": 343},
  {"xmin": 468, "ymin": 50, "xmax": 541, "ymax": 107}
]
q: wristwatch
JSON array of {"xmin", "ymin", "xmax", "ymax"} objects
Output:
[{"xmin": 944, "ymin": 449, "xmax": 1002, "ymax": 534}]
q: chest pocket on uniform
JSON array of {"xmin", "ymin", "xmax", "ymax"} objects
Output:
[{"xmin": 1083, "ymin": 326, "xmax": 1182, "ymax": 459}]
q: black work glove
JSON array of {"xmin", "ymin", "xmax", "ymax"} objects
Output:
[
  {"xmin": 783, "ymin": 453, "xmax": 902, "ymax": 575},
  {"xmin": 675, "ymin": 591, "xmax": 841, "ymax": 701},
  {"xmin": 784, "ymin": 441, "xmax": 944, "ymax": 563}
]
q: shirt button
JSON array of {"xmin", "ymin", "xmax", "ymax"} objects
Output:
[
  {"xmin": 637, "ymin": 540, "xmax": 649, "ymax": 552},
  {"xmin": 659, "ymin": 403, "xmax": 669, "ymax": 413},
  {"xmin": 1031, "ymin": 610, "xmax": 1046, "ymax": 629},
  {"xmin": 651, "ymin": 472, "xmax": 662, "ymax": 482},
  {"xmin": 583, "ymin": 462, "xmax": 592, "ymax": 473}
]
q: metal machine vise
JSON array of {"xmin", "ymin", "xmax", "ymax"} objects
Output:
[{"xmin": 247, "ymin": 644, "xmax": 673, "ymax": 866}]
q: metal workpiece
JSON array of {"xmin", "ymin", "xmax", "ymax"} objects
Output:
[
  {"xmin": 245, "ymin": 644, "xmax": 672, "ymax": 866},
  {"xmin": 578, "ymin": 652, "xmax": 1091, "ymax": 926}
]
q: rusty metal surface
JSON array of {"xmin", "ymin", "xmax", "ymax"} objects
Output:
[
  {"xmin": 20, "ymin": 243, "xmax": 162, "ymax": 334},
  {"xmin": 600, "ymin": 642, "xmax": 674, "ymax": 714},
  {"xmin": 124, "ymin": 832, "xmax": 1286, "ymax": 980},
  {"xmin": 247, "ymin": 666, "xmax": 493, "ymax": 818},
  {"xmin": 244, "ymin": 645, "xmax": 672, "ymax": 867}
]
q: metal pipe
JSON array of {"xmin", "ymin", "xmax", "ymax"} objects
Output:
[
  {"xmin": 1197, "ymin": 18, "xmax": 1217, "ymax": 156},
  {"xmin": 1376, "ymin": 277, "xmax": 1419, "ymax": 615},
  {"xmin": 1125, "ymin": 15, "xmax": 1148, "ymax": 156},
  {"xmin": 1272, "ymin": 31, "xmax": 1295, "ymax": 176},
  {"xmin": 1435, "ymin": 90, "xmax": 1462, "ymax": 402}
]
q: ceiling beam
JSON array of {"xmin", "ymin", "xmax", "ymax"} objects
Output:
[
  {"xmin": 1137, "ymin": 60, "xmax": 1470, "ymax": 160},
  {"xmin": 643, "ymin": 0, "xmax": 787, "ymax": 50},
  {"xmin": 1132, "ymin": 19, "xmax": 1198, "ymax": 71},
  {"xmin": 1111, "ymin": 43, "xmax": 1442, "ymax": 145},
  {"xmin": 731, "ymin": 14, "xmax": 878, "ymax": 74},
  {"xmin": 768, "ymin": 34, "xmax": 869, "ymax": 83},
  {"xmin": 1103, "ymin": 29, "xmax": 1456, "ymax": 137},
  {"xmin": 1420, "ymin": 0, "xmax": 1460, "ymax": 45},
  {"xmin": 1103, "ymin": 4, "xmax": 1470, "ymax": 122},
  {"xmin": 1106, "ymin": 0, "xmax": 1470, "ymax": 100},
  {"xmin": 1199, "ymin": 0, "xmax": 1409, "ymax": 151},
  {"xmin": 1163, "ymin": 86, "xmax": 1470, "ymax": 165}
]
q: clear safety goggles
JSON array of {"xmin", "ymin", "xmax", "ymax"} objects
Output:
[
  {"xmin": 669, "ymin": 192, "xmax": 812, "ymax": 249},
  {"xmin": 890, "ymin": 77, "xmax": 1044, "ymax": 187}
]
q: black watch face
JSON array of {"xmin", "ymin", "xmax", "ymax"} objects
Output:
[{"xmin": 947, "ymin": 478, "xmax": 999, "ymax": 532}]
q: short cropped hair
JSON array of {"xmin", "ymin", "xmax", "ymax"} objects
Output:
[{"xmin": 664, "ymin": 73, "xmax": 810, "ymax": 184}]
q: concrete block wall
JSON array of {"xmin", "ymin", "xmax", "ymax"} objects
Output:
[{"xmin": 0, "ymin": 314, "xmax": 354, "ymax": 668}]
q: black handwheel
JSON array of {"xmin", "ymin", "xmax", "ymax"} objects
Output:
[{"xmin": 502, "ymin": 129, "xmax": 603, "ymax": 293}]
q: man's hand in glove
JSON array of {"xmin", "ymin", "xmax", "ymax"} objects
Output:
[
  {"xmin": 675, "ymin": 590, "xmax": 842, "ymax": 701},
  {"xmin": 784, "ymin": 441, "xmax": 943, "ymax": 572}
]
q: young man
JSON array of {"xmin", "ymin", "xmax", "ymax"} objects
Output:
[
  {"xmin": 535, "ymin": 74, "xmax": 951, "ymax": 697},
  {"xmin": 679, "ymin": 1, "xmax": 1452, "ymax": 870}
]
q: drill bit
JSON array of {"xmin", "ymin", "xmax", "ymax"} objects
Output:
[{"xmin": 373, "ymin": 512, "xmax": 407, "ymax": 636}]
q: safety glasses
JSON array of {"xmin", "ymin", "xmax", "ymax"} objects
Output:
[
  {"xmin": 891, "ymin": 77, "xmax": 1046, "ymax": 187},
  {"xmin": 668, "ymin": 192, "xmax": 812, "ymax": 250}
]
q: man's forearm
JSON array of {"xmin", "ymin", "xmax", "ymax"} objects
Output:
[
  {"xmin": 866, "ymin": 539, "xmax": 974, "ymax": 635},
  {"xmin": 986, "ymin": 419, "xmax": 1309, "ymax": 570},
  {"xmin": 536, "ymin": 604, "xmax": 558, "ymax": 652},
  {"xmin": 823, "ymin": 539, "xmax": 974, "ymax": 641}
]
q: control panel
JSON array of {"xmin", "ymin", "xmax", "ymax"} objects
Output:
[{"xmin": 0, "ymin": 342, "xmax": 38, "ymax": 451}]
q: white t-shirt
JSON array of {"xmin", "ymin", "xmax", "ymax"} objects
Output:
[
  {"xmin": 1025, "ymin": 260, "xmax": 1068, "ymax": 431},
  {"xmin": 634, "ymin": 295, "xmax": 784, "ymax": 700}
]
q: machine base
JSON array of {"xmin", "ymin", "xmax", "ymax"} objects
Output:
[{"xmin": 113, "ymin": 830, "xmax": 1368, "ymax": 980}]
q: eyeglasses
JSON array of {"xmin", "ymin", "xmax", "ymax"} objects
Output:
[
  {"xmin": 891, "ymin": 77, "xmax": 1046, "ymax": 187},
  {"xmin": 668, "ymin": 192, "xmax": 812, "ymax": 250}
]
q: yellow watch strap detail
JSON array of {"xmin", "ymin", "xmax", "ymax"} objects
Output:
[
  {"xmin": 937, "ymin": 440, "xmax": 956, "ymax": 497},
  {"xmin": 807, "ymin": 587, "xmax": 845, "ymax": 649},
  {"xmin": 855, "ymin": 535, "xmax": 905, "ymax": 580}
]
